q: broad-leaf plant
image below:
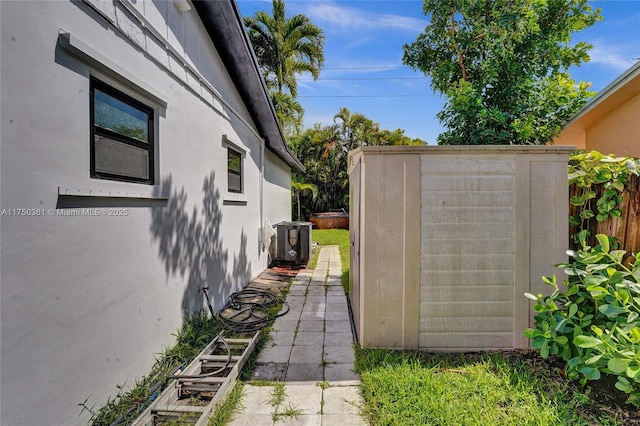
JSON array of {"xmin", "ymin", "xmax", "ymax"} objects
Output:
[{"xmin": 525, "ymin": 233, "xmax": 640, "ymax": 406}]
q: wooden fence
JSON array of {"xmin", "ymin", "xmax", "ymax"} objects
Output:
[{"xmin": 569, "ymin": 174, "xmax": 640, "ymax": 261}]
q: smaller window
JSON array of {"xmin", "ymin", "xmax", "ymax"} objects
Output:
[
  {"xmin": 90, "ymin": 79, "xmax": 154, "ymax": 184},
  {"xmin": 227, "ymin": 148, "xmax": 243, "ymax": 193}
]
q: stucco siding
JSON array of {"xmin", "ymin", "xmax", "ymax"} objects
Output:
[
  {"xmin": 264, "ymin": 149, "xmax": 293, "ymax": 225},
  {"xmin": 0, "ymin": 1, "xmax": 292, "ymax": 425},
  {"xmin": 587, "ymin": 95, "xmax": 640, "ymax": 157}
]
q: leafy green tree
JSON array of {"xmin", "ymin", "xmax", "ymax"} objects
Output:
[
  {"xmin": 290, "ymin": 124, "xmax": 345, "ymax": 218},
  {"xmin": 243, "ymin": 0, "xmax": 325, "ymax": 98},
  {"xmin": 372, "ymin": 128, "xmax": 426, "ymax": 147},
  {"xmin": 290, "ymin": 110, "xmax": 426, "ymax": 219},
  {"xmin": 403, "ymin": 0, "xmax": 600, "ymax": 145}
]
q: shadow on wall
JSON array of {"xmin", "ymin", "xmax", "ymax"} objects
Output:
[{"xmin": 150, "ymin": 172, "xmax": 251, "ymax": 315}]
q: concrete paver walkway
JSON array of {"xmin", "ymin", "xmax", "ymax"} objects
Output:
[{"xmin": 227, "ymin": 246, "xmax": 366, "ymax": 425}]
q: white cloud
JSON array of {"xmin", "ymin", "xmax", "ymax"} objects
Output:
[
  {"xmin": 342, "ymin": 36, "xmax": 374, "ymax": 51},
  {"xmin": 298, "ymin": 78, "xmax": 345, "ymax": 91},
  {"xmin": 589, "ymin": 39, "xmax": 639, "ymax": 72},
  {"xmin": 324, "ymin": 62, "xmax": 405, "ymax": 74},
  {"xmin": 303, "ymin": 113, "xmax": 336, "ymax": 127},
  {"xmin": 301, "ymin": 2, "xmax": 426, "ymax": 34}
]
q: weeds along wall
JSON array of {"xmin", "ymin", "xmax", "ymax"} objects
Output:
[{"xmin": 348, "ymin": 145, "xmax": 574, "ymax": 351}]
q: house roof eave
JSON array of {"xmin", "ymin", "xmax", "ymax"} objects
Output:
[
  {"xmin": 192, "ymin": 0, "xmax": 305, "ymax": 172},
  {"xmin": 562, "ymin": 60, "xmax": 640, "ymax": 132}
]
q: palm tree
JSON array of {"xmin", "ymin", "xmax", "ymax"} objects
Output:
[
  {"xmin": 244, "ymin": 0, "xmax": 325, "ymax": 98},
  {"xmin": 333, "ymin": 107, "xmax": 378, "ymax": 150},
  {"xmin": 291, "ymin": 180, "xmax": 318, "ymax": 221},
  {"xmin": 270, "ymin": 91, "xmax": 304, "ymax": 137}
]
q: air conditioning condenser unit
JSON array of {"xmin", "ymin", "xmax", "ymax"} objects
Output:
[{"xmin": 275, "ymin": 221, "xmax": 312, "ymax": 266}]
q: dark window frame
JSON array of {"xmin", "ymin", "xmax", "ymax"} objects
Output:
[
  {"xmin": 227, "ymin": 147, "xmax": 243, "ymax": 193},
  {"xmin": 90, "ymin": 78, "xmax": 155, "ymax": 184}
]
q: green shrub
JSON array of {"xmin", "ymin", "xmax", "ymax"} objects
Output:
[
  {"xmin": 568, "ymin": 150, "xmax": 639, "ymax": 244},
  {"xmin": 524, "ymin": 233, "xmax": 640, "ymax": 406}
]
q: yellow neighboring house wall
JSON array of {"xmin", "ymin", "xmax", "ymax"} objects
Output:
[{"xmin": 554, "ymin": 61, "xmax": 640, "ymax": 157}]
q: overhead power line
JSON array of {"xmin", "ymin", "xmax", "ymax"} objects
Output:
[
  {"xmin": 299, "ymin": 77, "xmax": 427, "ymax": 81},
  {"xmin": 322, "ymin": 66, "xmax": 412, "ymax": 70},
  {"xmin": 378, "ymin": 120, "xmax": 439, "ymax": 123},
  {"xmin": 299, "ymin": 94, "xmax": 438, "ymax": 98}
]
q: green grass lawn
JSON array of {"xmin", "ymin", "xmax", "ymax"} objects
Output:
[
  {"xmin": 310, "ymin": 229, "xmax": 350, "ymax": 293},
  {"xmin": 312, "ymin": 229, "xmax": 625, "ymax": 426},
  {"xmin": 355, "ymin": 349, "xmax": 620, "ymax": 426}
]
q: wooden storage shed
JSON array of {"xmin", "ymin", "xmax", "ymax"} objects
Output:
[{"xmin": 348, "ymin": 145, "xmax": 574, "ymax": 351}]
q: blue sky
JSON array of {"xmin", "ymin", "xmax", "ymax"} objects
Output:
[{"xmin": 236, "ymin": 0, "xmax": 640, "ymax": 144}]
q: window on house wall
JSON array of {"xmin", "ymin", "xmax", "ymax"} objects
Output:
[
  {"xmin": 228, "ymin": 147, "xmax": 243, "ymax": 193},
  {"xmin": 90, "ymin": 78, "xmax": 154, "ymax": 184}
]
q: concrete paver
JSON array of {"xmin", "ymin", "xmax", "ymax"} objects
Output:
[
  {"xmin": 297, "ymin": 320, "xmax": 324, "ymax": 332},
  {"xmin": 287, "ymin": 285, "xmax": 308, "ymax": 293},
  {"xmin": 300, "ymin": 310, "xmax": 325, "ymax": 320},
  {"xmin": 252, "ymin": 363, "xmax": 287, "ymax": 381},
  {"xmin": 281, "ymin": 383, "xmax": 323, "ymax": 413},
  {"xmin": 325, "ymin": 320, "xmax": 352, "ymax": 333},
  {"xmin": 277, "ymin": 415, "xmax": 322, "ymax": 425},
  {"xmin": 286, "ymin": 295, "xmax": 307, "ymax": 304},
  {"xmin": 238, "ymin": 385, "xmax": 276, "ymax": 415},
  {"xmin": 324, "ymin": 332, "xmax": 352, "ymax": 346},
  {"xmin": 324, "ymin": 363, "xmax": 359, "ymax": 382},
  {"xmin": 289, "ymin": 345, "xmax": 323, "ymax": 364},
  {"xmin": 322, "ymin": 311, "xmax": 350, "ymax": 321},
  {"xmin": 324, "ymin": 345, "xmax": 356, "ymax": 364},
  {"xmin": 293, "ymin": 331, "xmax": 324, "ymax": 346},
  {"xmin": 326, "ymin": 295, "xmax": 348, "ymax": 304},
  {"xmin": 321, "ymin": 414, "xmax": 366, "ymax": 425},
  {"xmin": 285, "ymin": 363, "xmax": 324, "ymax": 381},
  {"xmin": 270, "ymin": 330, "xmax": 295, "ymax": 347},
  {"xmin": 257, "ymin": 345, "xmax": 291, "ymax": 364},
  {"xmin": 325, "ymin": 301, "xmax": 348, "ymax": 310},
  {"xmin": 322, "ymin": 385, "xmax": 363, "ymax": 415},
  {"xmin": 302, "ymin": 303, "xmax": 326, "ymax": 314},
  {"xmin": 228, "ymin": 246, "xmax": 367, "ymax": 425},
  {"xmin": 272, "ymin": 319, "xmax": 299, "ymax": 332}
]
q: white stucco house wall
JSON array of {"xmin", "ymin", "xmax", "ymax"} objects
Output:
[{"xmin": 0, "ymin": 1, "xmax": 303, "ymax": 424}]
